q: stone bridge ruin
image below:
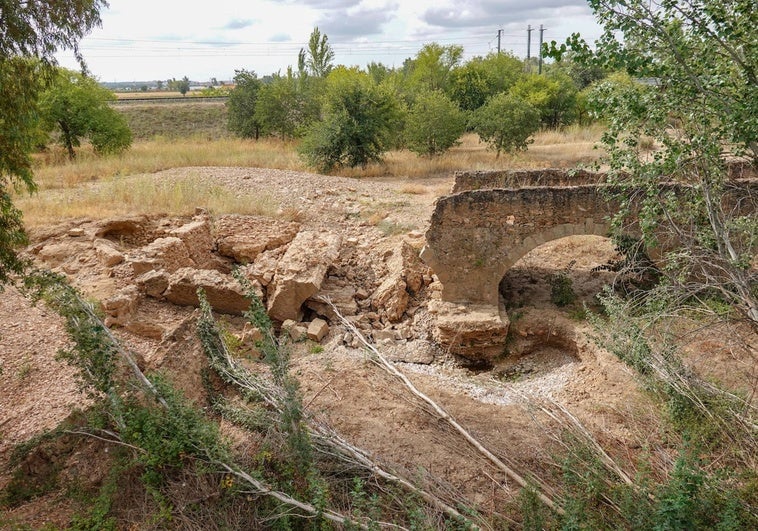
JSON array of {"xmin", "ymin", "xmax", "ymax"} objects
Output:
[
  {"xmin": 421, "ymin": 169, "xmax": 613, "ymax": 362},
  {"xmin": 421, "ymin": 167, "xmax": 757, "ymax": 363}
]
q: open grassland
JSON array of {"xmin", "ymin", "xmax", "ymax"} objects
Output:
[
  {"xmin": 114, "ymin": 91, "xmax": 191, "ymax": 99},
  {"xmin": 18, "ymin": 125, "xmax": 604, "ymax": 227},
  {"xmin": 117, "ymin": 101, "xmax": 228, "ymax": 140},
  {"xmin": 17, "ymin": 174, "xmax": 276, "ymax": 228}
]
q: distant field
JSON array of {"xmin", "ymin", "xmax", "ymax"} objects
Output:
[
  {"xmin": 116, "ymin": 101, "xmax": 229, "ymax": 140},
  {"xmin": 115, "ymin": 91, "xmax": 188, "ymax": 99}
]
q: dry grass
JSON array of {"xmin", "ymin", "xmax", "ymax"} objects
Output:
[
  {"xmin": 17, "ymin": 173, "xmax": 276, "ymax": 228},
  {"xmin": 335, "ymin": 129, "xmax": 605, "ymax": 179},
  {"xmin": 118, "ymin": 102, "xmax": 228, "ymax": 140},
  {"xmin": 30, "ymin": 137, "xmax": 303, "ymax": 191},
  {"xmin": 19, "ymin": 125, "xmax": 605, "ymax": 226},
  {"xmin": 114, "ymin": 91, "xmax": 189, "ymax": 99}
]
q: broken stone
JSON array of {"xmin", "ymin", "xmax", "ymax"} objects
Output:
[
  {"xmin": 371, "ymin": 276, "xmax": 409, "ymax": 322},
  {"xmin": 429, "ymin": 300, "xmax": 510, "ymax": 364},
  {"xmin": 94, "ymin": 238, "xmax": 125, "ymax": 267},
  {"xmin": 129, "ymin": 236, "xmax": 194, "ymax": 275},
  {"xmin": 102, "ymin": 285, "xmax": 140, "ymax": 328},
  {"xmin": 215, "ymin": 215, "xmax": 300, "ymax": 263},
  {"xmin": 382, "ymin": 339, "xmax": 436, "ymax": 364},
  {"xmin": 164, "ymin": 267, "xmax": 254, "ymax": 314},
  {"xmin": 282, "ymin": 319, "xmax": 307, "ymax": 342},
  {"xmin": 267, "ymin": 230, "xmax": 342, "ymax": 322},
  {"xmin": 306, "ymin": 280, "xmax": 357, "ymax": 320},
  {"xmin": 169, "ymin": 219, "xmax": 215, "ymax": 268},
  {"xmin": 135, "ymin": 269, "xmax": 170, "ymax": 299},
  {"xmin": 373, "ymin": 329, "xmax": 397, "ymax": 343},
  {"xmin": 307, "ymin": 318, "xmax": 329, "ymax": 342},
  {"xmin": 36, "ymin": 241, "xmax": 91, "ymax": 267},
  {"xmin": 124, "ymin": 319, "xmax": 165, "ymax": 340},
  {"xmin": 241, "ymin": 247, "xmax": 286, "ymax": 287}
]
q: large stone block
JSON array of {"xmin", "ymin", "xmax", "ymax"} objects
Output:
[
  {"xmin": 429, "ymin": 300, "xmax": 510, "ymax": 364},
  {"xmin": 267, "ymin": 231, "xmax": 342, "ymax": 322},
  {"xmin": 164, "ymin": 267, "xmax": 254, "ymax": 314},
  {"xmin": 170, "ymin": 218, "xmax": 215, "ymax": 268},
  {"xmin": 215, "ymin": 215, "xmax": 300, "ymax": 263}
]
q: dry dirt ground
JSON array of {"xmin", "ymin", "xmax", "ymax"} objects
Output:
[{"xmin": 1, "ymin": 167, "xmax": 755, "ymax": 528}]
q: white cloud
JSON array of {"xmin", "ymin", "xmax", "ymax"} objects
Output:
[{"xmin": 53, "ymin": 0, "xmax": 603, "ymax": 81}]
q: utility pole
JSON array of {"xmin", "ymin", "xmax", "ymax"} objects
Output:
[
  {"xmin": 538, "ymin": 24, "xmax": 545, "ymax": 74},
  {"xmin": 526, "ymin": 25, "xmax": 532, "ymax": 61},
  {"xmin": 497, "ymin": 29, "xmax": 502, "ymax": 54}
]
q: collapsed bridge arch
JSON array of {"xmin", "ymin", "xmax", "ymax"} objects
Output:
[
  {"xmin": 420, "ymin": 176, "xmax": 618, "ymax": 364},
  {"xmin": 421, "ymin": 168, "xmax": 757, "ymax": 363},
  {"xmin": 421, "ymin": 185, "xmax": 615, "ymax": 308}
]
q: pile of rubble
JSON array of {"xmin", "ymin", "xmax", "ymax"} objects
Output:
[{"xmin": 29, "ymin": 211, "xmax": 436, "ymax": 357}]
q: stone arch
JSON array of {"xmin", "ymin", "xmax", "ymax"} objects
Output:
[{"xmin": 494, "ymin": 220, "xmax": 611, "ymax": 286}]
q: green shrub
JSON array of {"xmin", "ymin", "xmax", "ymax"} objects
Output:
[
  {"xmin": 404, "ymin": 90, "xmax": 465, "ymax": 156},
  {"xmin": 470, "ymin": 93, "xmax": 539, "ymax": 156},
  {"xmin": 299, "ymin": 67, "xmax": 403, "ymax": 172}
]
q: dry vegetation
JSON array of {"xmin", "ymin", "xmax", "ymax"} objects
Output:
[{"xmin": 18, "ymin": 125, "xmax": 604, "ymax": 228}]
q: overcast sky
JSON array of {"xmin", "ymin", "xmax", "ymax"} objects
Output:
[{"xmin": 55, "ymin": 0, "xmax": 604, "ymax": 83}]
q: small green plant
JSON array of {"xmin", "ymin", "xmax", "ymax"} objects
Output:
[
  {"xmin": 376, "ymin": 219, "xmax": 415, "ymax": 237},
  {"xmin": 550, "ymin": 260, "xmax": 577, "ymax": 307},
  {"xmin": 309, "ymin": 342, "xmax": 324, "ymax": 354},
  {"xmin": 16, "ymin": 357, "xmax": 33, "ymax": 380}
]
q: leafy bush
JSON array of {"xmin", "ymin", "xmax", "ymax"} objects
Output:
[
  {"xmin": 470, "ymin": 93, "xmax": 539, "ymax": 156},
  {"xmin": 299, "ymin": 67, "xmax": 403, "ymax": 172},
  {"xmin": 404, "ymin": 90, "xmax": 465, "ymax": 156},
  {"xmin": 226, "ymin": 69, "xmax": 261, "ymax": 139},
  {"xmin": 39, "ymin": 68, "xmax": 132, "ymax": 159}
]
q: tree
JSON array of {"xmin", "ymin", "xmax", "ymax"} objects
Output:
[
  {"xmin": 470, "ymin": 93, "xmax": 540, "ymax": 157},
  {"xmin": 177, "ymin": 76, "xmax": 190, "ymax": 96},
  {"xmin": 39, "ymin": 68, "xmax": 132, "ymax": 159},
  {"xmin": 227, "ymin": 69, "xmax": 261, "ymax": 139},
  {"xmin": 509, "ymin": 73, "xmax": 579, "ymax": 128},
  {"xmin": 0, "ymin": 0, "xmax": 106, "ymax": 284},
  {"xmin": 299, "ymin": 68, "xmax": 403, "ymax": 172},
  {"xmin": 404, "ymin": 90, "xmax": 466, "ymax": 156},
  {"xmin": 255, "ymin": 71, "xmax": 320, "ymax": 139},
  {"xmin": 406, "ymin": 43, "xmax": 463, "ymax": 93},
  {"xmin": 550, "ymin": 0, "xmax": 757, "ymax": 324},
  {"xmin": 448, "ymin": 53, "xmax": 525, "ymax": 112},
  {"xmin": 299, "ymin": 27, "xmax": 334, "ymax": 78}
]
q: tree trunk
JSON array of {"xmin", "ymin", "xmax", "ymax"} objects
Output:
[{"xmin": 59, "ymin": 120, "xmax": 76, "ymax": 160}]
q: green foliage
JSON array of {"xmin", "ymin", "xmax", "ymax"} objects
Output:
[
  {"xmin": 121, "ymin": 374, "xmax": 225, "ymax": 487},
  {"xmin": 227, "ymin": 69, "xmax": 261, "ymax": 139},
  {"xmin": 299, "ymin": 68, "xmax": 403, "ymax": 171},
  {"xmin": 405, "ymin": 43, "xmax": 463, "ymax": 93},
  {"xmin": 255, "ymin": 72, "xmax": 319, "ymax": 139},
  {"xmin": 555, "ymin": 0, "xmax": 758, "ymax": 324},
  {"xmin": 404, "ymin": 90, "xmax": 465, "ymax": 156},
  {"xmin": 1, "ymin": 458, "xmax": 61, "ymax": 509},
  {"xmin": 554, "ymin": 434, "xmax": 757, "ymax": 530},
  {"xmin": 174, "ymin": 76, "xmax": 190, "ymax": 96},
  {"xmin": 509, "ymin": 72, "xmax": 579, "ymax": 128},
  {"xmin": 550, "ymin": 260, "xmax": 577, "ymax": 307},
  {"xmin": 447, "ymin": 52, "xmax": 524, "ymax": 111},
  {"xmin": 68, "ymin": 462, "xmax": 119, "ymax": 531},
  {"xmin": 470, "ymin": 93, "xmax": 540, "ymax": 156},
  {"xmin": 0, "ymin": 0, "xmax": 106, "ymax": 61},
  {"xmin": 39, "ymin": 68, "xmax": 132, "ymax": 159},
  {"xmin": 299, "ymin": 27, "xmax": 335, "ymax": 78},
  {"xmin": 550, "ymin": 274, "xmax": 576, "ymax": 307}
]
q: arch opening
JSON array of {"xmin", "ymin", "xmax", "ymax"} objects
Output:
[{"xmin": 499, "ymin": 234, "xmax": 618, "ymax": 312}]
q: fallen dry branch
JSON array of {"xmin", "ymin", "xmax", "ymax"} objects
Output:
[
  {"xmin": 197, "ymin": 294, "xmax": 478, "ymax": 528},
  {"xmin": 327, "ymin": 299, "xmax": 566, "ymax": 516}
]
